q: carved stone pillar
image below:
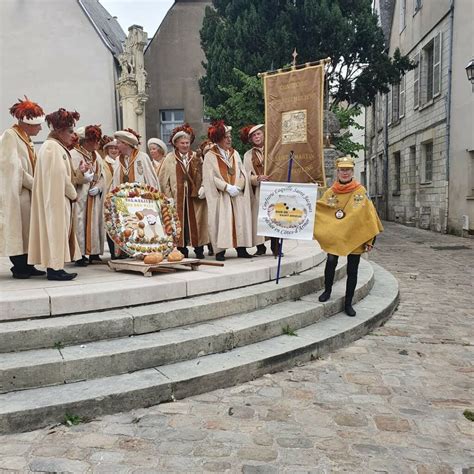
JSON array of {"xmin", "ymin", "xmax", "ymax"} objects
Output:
[{"xmin": 116, "ymin": 25, "xmax": 149, "ymax": 150}]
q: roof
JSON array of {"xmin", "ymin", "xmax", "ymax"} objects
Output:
[
  {"xmin": 77, "ymin": 0, "xmax": 126, "ymax": 57},
  {"xmin": 377, "ymin": 0, "xmax": 396, "ymax": 45}
]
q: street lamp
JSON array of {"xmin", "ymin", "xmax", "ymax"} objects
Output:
[{"xmin": 466, "ymin": 58, "xmax": 474, "ymax": 91}]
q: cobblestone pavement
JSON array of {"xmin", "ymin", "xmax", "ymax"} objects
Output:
[{"xmin": 1, "ymin": 222, "xmax": 473, "ymax": 473}]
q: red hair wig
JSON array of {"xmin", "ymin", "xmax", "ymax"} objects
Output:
[
  {"xmin": 85, "ymin": 124, "xmax": 102, "ymax": 142},
  {"xmin": 124, "ymin": 127, "xmax": 141, "ymax": 144},
  {"xmin": 207, "ymin": 120, "xmax": 226, "ymax": 143},
  {"xmin": 46, "ymin": 108, "xmax": 80, "ymax": 130},
  {"xmin": 170, "ymin": 122, "xmax": 195, "ymax": 144},
  {"xmin": 9, "ymin": 96, "xmax": 45, "ymax": 121}
]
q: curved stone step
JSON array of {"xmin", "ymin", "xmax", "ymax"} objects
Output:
[
  {"xmin": 0, "ymin": 261, "xmax": 373, "ymax": 393},
  {"xmin": 0, "ymin": 260, "xmax": 347, "ymax": 353},
  {"xmin": 0, "ymin": 262, "xmax": 398, "ymax": 434},
  {"xmin": 0, "ymin": 242, "xmax": 325, "ymax": 321}
]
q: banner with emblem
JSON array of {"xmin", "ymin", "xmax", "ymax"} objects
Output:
[
  {"xmin": 257, "ymin": 181, "xmax": 318, "ymax": 241},
  {"xmin": 263, "ymin": 63, "xmax": 326, "ymax": 186}
]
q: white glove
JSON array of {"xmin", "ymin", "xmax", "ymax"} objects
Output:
[
  {"xmin": 226, "ymin": 184, "xmax": 240, "ymax": 197},
  {"xmin": 84, "ymin": 170, "xmax": 94, "ymax": 183},
  {"xmin": 198, "ymin": 186, "xmax": 206, "ymax": 199},
  {"xmin": 88, "ymin": 186, "xmax": 99, "ymax": 196}
]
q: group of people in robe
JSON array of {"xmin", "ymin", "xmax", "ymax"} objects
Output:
[
  {"xmin": 0, "ymin": 97, "xmax": 277, "ymax": 282},
  {"xmin": 0, "ymin": 96, "xmax": 383, "ymax": 317}
]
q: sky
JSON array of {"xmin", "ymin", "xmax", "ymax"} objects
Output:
[{"xmin": 99, "ymin": 0, "xmax": 174, "ymax": 38}]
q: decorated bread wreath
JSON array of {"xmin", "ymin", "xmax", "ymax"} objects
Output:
[{"xmin": 104, "ymin": 183, "xmax": 182, "ymax": 258}]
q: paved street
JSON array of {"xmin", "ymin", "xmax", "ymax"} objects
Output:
[{"xmin": 0, "ymin": 222, "xmax": 473, "ymax": 473}]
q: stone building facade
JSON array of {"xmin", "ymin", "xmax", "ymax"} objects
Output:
[
  {"xmin": 366, "ymin": 0, "xmax": 474, "ymax": 235},
  {"xmin": 144, "ymin": 0, "xmax": 211, "ymax": 149}
]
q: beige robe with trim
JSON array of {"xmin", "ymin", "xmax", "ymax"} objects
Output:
[
  {"xmin": 0, "ymin": 127, "xmax": 35, "ymax": 256},
  {"xmin": 111, "ymin": 150, "xmax": 159, "ymax": 189},
  {"xmin": 28, "ymin": 138, "xmax": 81, "ymax": 269},
  {"xmin": 243, "ymin": 147, "xmax": 266, "ymax": 246},
  {"xmin": 71, "ymin": 148, "xmax": 105, "ymax": 256},
  {"xmin": 159, "ymin": 151, "xmax": 208, "ymax": 247},
  {"xmin": 202, "ymin": 148, "xmax": 252, "ymax": 252},
  {"xmin": 103, "ymin": 155, "xmax": 117, "ymax": 192}
]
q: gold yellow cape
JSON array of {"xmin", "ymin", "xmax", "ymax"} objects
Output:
[{"xmin": 314, "ymin": 185, "xmax": 383, "ymax": 256}]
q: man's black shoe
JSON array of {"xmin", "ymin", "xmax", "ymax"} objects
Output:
[
  {"xmin": 236, "ymin": 247, "xmax": 252, "ymax": 258},
  {"xmin": 88, "ymin": 255, "xmax": 102, "ymax": 263},
  {"xmin": 318, "ymin": 290, "xmax": 331, "ymax": 302},
  {"xmin": 344, "ymin": 304, "xmax": 356, "ymax": 317},
  {"xmin": 215, "ymin": 251, "xmax": 226, "ymax": 261},
  {"xmin": 47, "ymin": 269, "xmax": 78, "ymax": 281},
  {"xmin": 207, "ymin": 244, "xmax": 214, "ymax": 256},
  {"xmin": 75, "ymin": 256, "xmax": 89, "ymax": 267},
  {"xmin": 254, "ymin": 244, "xmax": 267, "ymax": 256},
  {"xmin": 177, "ymin": 247, "xmax": 189, "ymax": 258},
  {"xmin": 29, "ymin": 267, "xmax": 46, "ymax": 277},
  {"xmin": 11, "ymin": 269, "xmax": 31, "ymax": 279},
  {"xmin": 194, "ymin": 247, "xmax": 205, "ymax": 259}
]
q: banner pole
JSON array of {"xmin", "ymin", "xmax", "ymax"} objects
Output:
[{"xmin": 275, "ymin": 151, "xmax": 294, "ymax": 284}]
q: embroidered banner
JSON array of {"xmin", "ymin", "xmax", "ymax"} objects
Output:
[
  {"xmin": 257, "ymin": 181, "xmax": 318, "ymax": 240},
  {"xmin": 263, "ymin": 64, "xmax": 325, "ymax": 186}
]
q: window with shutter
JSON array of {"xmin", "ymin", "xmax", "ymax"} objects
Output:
[
  {"xmin": 399, "ymin": 75, "xmax": 406, "ymax": 118},
  {"xmin": 433, "ymin": 33, "xmax": 442, "ymax": 96},
  {"xmin": 387, "ymin": 89, "xmax": 392, "ymax": 125},
  {"xmin": 392, "ymin": 83, "xmax": 400, "ymax": 123},
  {"xmin": 414, "ymin": 53, "xmax": 420, "ymax": 109}
]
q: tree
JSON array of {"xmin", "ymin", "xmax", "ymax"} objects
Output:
[{"xmin": 200, "ymin": 0, "xmax": 412, "ymax": 110}]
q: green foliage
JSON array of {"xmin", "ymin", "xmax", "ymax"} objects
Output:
[
  {"xmin": 331, "ymin": 105, "xmax": 365, "ymax": 157},
  {"xmin": 64, "ymin": 413, "xmax": 82, "ymax": 426},
  {"xmin": 463, "ymin": 409, "xmax": 474, "ymax": 422},
  {"xmin": 282, "ymin": 324, "xmax": 298, "ymax": 336},
  {"xmin": 200, "ymin": 0, "xmax": 414, "ymax": 110},
  {"xmin": 204, "ymin": 68, "xmax": 264, "ymax": 154}
]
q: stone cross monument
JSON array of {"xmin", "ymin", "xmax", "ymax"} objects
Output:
[{"xmin": 117, "ymin": 25, "xmax": 149, "ymax": 150}]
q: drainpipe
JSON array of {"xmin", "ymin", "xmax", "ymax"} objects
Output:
[
  {"xmin": 445, "ymin": 0, "xmax": 455, "ymax": 233},
  {"xmin": 384, "ymin": 92, "xmax": 389, "ymax": 220}
]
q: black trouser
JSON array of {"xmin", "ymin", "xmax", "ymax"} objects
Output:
[
  {"xmin": 106, "ymin": 234, "xmax": 115, "ymax": 257},
  {"xmin": 9, "ymin": 254, "xmax": 32, "ymax": 275},
  {"xmin": 323, "ymin": 253, "xmax": 361, "ymax": 303}
]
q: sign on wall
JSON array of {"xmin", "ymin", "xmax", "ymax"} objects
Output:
[{"xmin": 257, "ymin": 182, "xmax": 318, "ymax": 240}]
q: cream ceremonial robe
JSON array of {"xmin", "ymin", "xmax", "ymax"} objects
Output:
[
  {"xmin": 71, "ymin": 147, "xmax": 105, "ymax": 256},
  {"xmin": 111, "ymin": 150, "xmax": 159, "ymax": 189},
  {"xmin": 243, "ymin": 147, "xmax": 265, "ymax": 246},
  {"xmin": 0, "ymin": 125, "xmax": 36, "ymax": 256},
  {"xmin": 159, "ymin": 150, "xmax": 208, "ymax": 247},
  {"xmin": 103, "ymin": 155, "xmax": 117, "ymax": 192},
  {"xmin": 28, "ymin": 138, "xmax": 81, "ymax": 269},
  {"xmin": 202, "ymin": 145, "xmax": 252, "ymax": 252}
]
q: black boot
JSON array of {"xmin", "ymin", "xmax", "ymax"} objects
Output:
[
  {"xmin": 236, "ymin": 247, "xmax": 252, "ymax": 258},
  {"xmin": 344, "ymin": 254, "xmax": 361, "ymax": 317},
  {"xmin": 88, "ymin": 255, "xmax": 102, "ymax": 264},
  {"xmin": 319, "ymin": 254, "xmax": 338, "ymax": 302},
  {"xmin": 215, "ymin": 250, "xmax": 226, "ymax": 261},
  {"xmin": 75, "ymin": 256, "xmax": 89, "ymax": 267},
  {"xmin": 177, "ymin": 247, "xmax": 189, "ymax": 258},
  {"xmin": 194, "ymin": 246, "xmax": 205, "ymax": 259},
  {"xmin": 207, "ymin": 243, "xmax": 214, "ymax": 256},
  {"xmin": 254, "ymin": 244, "xmax": 267, "ymax": 256}
]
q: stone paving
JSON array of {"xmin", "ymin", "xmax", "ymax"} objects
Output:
[{"xmin": 0, "ymin": 222, "xmax": 473, "ymax": 473}]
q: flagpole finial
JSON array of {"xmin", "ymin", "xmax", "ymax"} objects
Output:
[{"xmin": 291, "ymin": 48, "xmax": 298, "ymax": 68}]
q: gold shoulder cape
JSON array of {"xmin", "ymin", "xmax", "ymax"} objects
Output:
[{"xmin": 314, "ymin": 185, "xmax": 383, "ymax": 256}]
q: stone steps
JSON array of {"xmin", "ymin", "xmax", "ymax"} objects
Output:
[
  {"xmin": 0, "ymin": 260, "xmax": 347, "ymax": 354},
  {"xmin": 0, "ymin": 262, "xmax": 374, "ymax": 394},
  {"xmin": 0, "ymin": 262, "xmax": 398, "ymax": 434}
]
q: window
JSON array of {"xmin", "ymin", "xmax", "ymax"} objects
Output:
[
  {"xmin": 393, "ymin": 152, "xmax": 401, "ymax": 194},
  {"xmin": 399, "ymin": 75, "xmax": 406, "ymax": 118},
  {"xmin": 378, "ymin": 153, "xmax": 384, "ymax": 195},
  {"xmin": 160, "ymin": 109, "xmax": 184, "ymax": 144},
  {"xmin": 400, "ymin": 0, "xmax": 406, "ymax": 32},
  {"xmin": 422, "ymin": 141, "xmax": 433, "ymax": 183},
  {"xmin": 413, "ymin": 53, "xmax": 420, "ymax": 108},
  {"xmin": 421, "ymin": 34, "xmax": 442, "ymax": 105},
  {"xmin": 414, "ymin": 0, "xmax": 422, "ymax": 14},
  {"xmin": 387, "ymin": 88, "xmax": 392, "ymax": 125},
  {"xmin": 391, "ymin": 75, "xmax": 406, "ymax": 123}
]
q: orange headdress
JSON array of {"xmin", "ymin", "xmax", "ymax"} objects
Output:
[
  {"xmin": 170, "ymin": 123, "xmax": 195, "ymax": 145},
  {"xmin": 46, "ymin": 108, "xmax": 80, "ymax": 130},
  {"xmin": 9, "ymin": 96, "xmax": 45, "ymax": 124}
]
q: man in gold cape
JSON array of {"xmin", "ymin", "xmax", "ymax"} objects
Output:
[{"xmin": 314, "ymin": 156, "xmax": 383, "ymax": 316}]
